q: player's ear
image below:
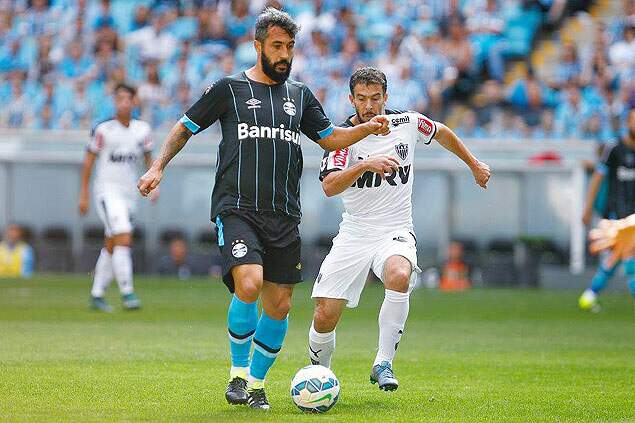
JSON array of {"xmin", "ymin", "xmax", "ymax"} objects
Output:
[
  {"xmin": 383, "ymin": 91, "xmax": 388, "ymax": 104},
  {"xmin": 348, "ymin": 93, "xmax": 354, "ymax": 107},
  {"xmin": 254, "ymin": 39, "xmax": 262, "ymax": 55}
]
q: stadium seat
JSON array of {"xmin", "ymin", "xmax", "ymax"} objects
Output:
[
  {"xmin": 37, "ymin": 227, "xmax": 73, "ymax": 273},
  {"xmin": 76, "ymin": 226, "xmax": 105, "ymax": 274}
]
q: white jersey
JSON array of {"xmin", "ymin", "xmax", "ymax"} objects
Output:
[
  {"xmin": 319, "ymin": 110, "xmax": 437, "ymax": 235},
  {"xmin": 88, "ymin": 118, "xmax": 153, "ymax": 197}
]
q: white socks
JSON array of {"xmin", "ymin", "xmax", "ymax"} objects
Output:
[
  {"xmin": 90, "ymin": 248, "xmax": 113, "ymax": 297},
  {"xmin": 374, "ymin": 289, "xmax": 410, "ymax": 366},
  {"xmin": 308, "ymin": 322, "xmax": 336, "ymax": 368},
  {"xmin": 112, "ymin": 246, "xmax": 134, "ymax": 295}
]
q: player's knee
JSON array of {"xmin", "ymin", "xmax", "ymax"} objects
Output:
[
  {"xmin": 385, "ymin": 267, "xmax": 411, "ymax": 293},
  {"xmin": 235, "ymin": 275, "xmax": 262, "ymax": 303}
]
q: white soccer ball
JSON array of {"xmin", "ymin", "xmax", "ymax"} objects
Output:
[{"xmin": 290, "ymin": 365, "xmax": 340, "ymax": 413}]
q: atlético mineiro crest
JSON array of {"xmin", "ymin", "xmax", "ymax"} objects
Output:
[
  {"xmin": 395, "ymin": 143, "xmax": 408, "ymax": 160},
  {"xmin": 418, "ymin": 117, "xmax": 433, "ymax": 136}
]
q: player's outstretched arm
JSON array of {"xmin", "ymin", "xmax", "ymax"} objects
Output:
[
  {"xmin": 138, "ymin": 122, "xmax": 192, "ymax": 197},
  {"xmin": 79, "ymin": 151, "xmax": 96, "ymax": 215},
  {"xmin": 582, "ymin": 171, "xmax": 604, "ymax": 226},
  {"xmin": 318, "ymin": 116, "xmax": 390, "ymax": 152},
  {"xmin": 589, "ymin": 214, "xmax": 635, "ymax": 266},
  {"xmin": 322, "ymin": 155, "xmax": 400, "ymax": 197},
  {"xmin": 434, "ymin": 123, "xmax": 490, "ymax": 189}
]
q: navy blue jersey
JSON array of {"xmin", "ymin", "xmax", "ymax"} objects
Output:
[
  {"xmin": 180, "ymin": 72, "xmax": 334, "ymax": 220},
  {"xmin": 597, "ymin": 139, "xmax": 635, "ymax": 219}
]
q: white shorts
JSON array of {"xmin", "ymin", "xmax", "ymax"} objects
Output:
[
  {"xmin": 95, "ymin": 190, "xmax": 135, "ymax": 237},
  {"xmin": 312, "ymin": 228, "xmax": 420, "ymax": 308}
]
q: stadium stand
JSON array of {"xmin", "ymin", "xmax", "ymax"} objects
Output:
[{"xmin": 1, "ymin": 0, "xmax": 629, "ymax": 141}]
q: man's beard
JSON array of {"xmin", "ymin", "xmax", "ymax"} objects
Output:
[
  {"xmin": 356, "ymin": 109, "xmax": 377, "ymax": 124},
  {"xmin": 261, "ymin": 51, "xmax": 292, "ymax": 83}
]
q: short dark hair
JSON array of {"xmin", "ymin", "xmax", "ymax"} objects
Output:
[
  {"xmin": 114, "ymin": 83, "xmax": 136, "ymax": 97},
  {"xmin": 254, "ymin": 7, "xmax": 299, "ymax": 42},
  {"xmin": 349, "ymin": 67, "xmax": 388, "ymax": 94}
]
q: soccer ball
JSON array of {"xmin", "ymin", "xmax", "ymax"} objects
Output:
[{"xmin": 290, "ymin": 365, "xmax": 340, "ymax": 413}]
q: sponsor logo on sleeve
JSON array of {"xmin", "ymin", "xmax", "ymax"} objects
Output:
[
  {"xmin": 331, "ymin": 148, "xmax": 349, "ymax": 168},
  {"xmin": 417, "ymin": 117, "xmax": 434, "ymax": 136}
]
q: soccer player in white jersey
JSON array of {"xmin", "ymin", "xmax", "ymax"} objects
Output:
[
  {"xmin": 79, "ymin": 84, "xmax": 155, "ymax": 312},
  {"xmin": 308, "ymin": 67, "xmax": 491, "ymax": 390}
]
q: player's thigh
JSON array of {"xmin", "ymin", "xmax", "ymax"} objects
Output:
[
  {"xmin": 312, "ymin": 232, "xmax": 376, "ymax": 309},
  {"xmin": 372, "ymin": 230, "xmax": 418, "ymax": 293},
  {"xmin": 312, "ymin": 297, "xmax": 347, "ymax": 333},
  {"xmin": 260, "ymin": 280, "xmax": 294, "ymax": 319},
  {"xmin": 217, "ymin": 213, "xmax": 265, "ymax": 295},
  {"xmin": 97, "ymin": 193, "xmax": 133, "ymax": 237}
]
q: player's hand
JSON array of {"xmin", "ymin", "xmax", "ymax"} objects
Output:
[
  {"xmin": 138, "ymin": 166, "xmax": 163, "ymax": 197},
  {"xmin": 367, "ymin": 115, "xmax": 390, "ymax": 136},
  {"xmin": 589, "ymin": 218, "xmax": 635, "ymax": 267},
  {"xmin": 363, "ymin": 155, "xmax": 400, "ymax": 179},
  {"xmin": 471, "ymin": 160, "xmax": 491, "ymax": 189},
  {"xmin": 78, "ymin": 195, "xmax": 89, "ymax": 216}
]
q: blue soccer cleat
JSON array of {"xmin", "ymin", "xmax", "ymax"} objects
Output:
[
  {"xmin": 370, "ymin": 361, "xmax": 399, "ymax": 391},
  {"xmin": 90, "ymin": 296, "xmax": 112, "ymax": 313},
  {"xmin": 122, "ymin": 293, "xmax": 141, "ymax": 310}
]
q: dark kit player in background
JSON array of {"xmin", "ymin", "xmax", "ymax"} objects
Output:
[
  {"xmin": 137, "ymin": 7, "xmax": 389, "ymax": 410},
  {"xmin": 579, "ymin": 108, "xmax": 635, "ymax": 312}
]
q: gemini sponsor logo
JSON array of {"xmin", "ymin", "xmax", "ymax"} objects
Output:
[{"xmin": 237, "ymin": 123, "xmax": 301, "ymax": 144}]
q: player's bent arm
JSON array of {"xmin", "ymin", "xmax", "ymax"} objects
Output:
[
  {"xmin": 79, "ymin": 151, "xmax": 97, "ymax": 215},
  {"xmin": 582, "ymin": 171, "xmax": 604, "ymax": 225},
  {"xmin": 138, "ymin": 122, "xmax": 192, "ymax": 197},
  {"xmin": 434, "ymin": 123, "xmax": 491, "ymax": 189},
  {"xmin": 317, "ymin": 117, "xmax": 390, "ymax": 152},
  {"xmin": 322, "ymin": 155, "xmax": 400, "ymax": 197}
]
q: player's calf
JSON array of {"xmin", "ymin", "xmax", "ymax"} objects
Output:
[{"xmin": 309, "ymin": 298, "xmax": 345, "ymax": 367}]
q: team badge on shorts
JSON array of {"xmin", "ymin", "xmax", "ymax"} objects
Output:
[
  {"xmin": 395, "ymin": 143, "xmax": 408, "ymax": 160},
  {"xmin": 231, "ymin": 240, "xmax": 248, "ymax": 258}
]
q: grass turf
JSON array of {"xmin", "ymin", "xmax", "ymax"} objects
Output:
[{"xmin": 0, "ymin": 276, "xmax": 634, "ymax": 422}]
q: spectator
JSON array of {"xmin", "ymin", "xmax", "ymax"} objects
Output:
[
  {"xmin": 608, "ymin": 25, "xmax": 635, "ymax": 83},
  {"xmin": 555, "ymin": 82, "xmax": 591, "ymax": 138},
  {"xmin": 0, "ymin": 224, "xmax": 34, "ymax": 279},
  {"xmin": 158, "ymin": 237, "xmax": 212, "ymax": 280},
  {"xmin": 456, "ymin": 109, "xmax": 486, "ymax": 138},
  {"xmin": 58, "ymin": 40, "xmax": 91, "ymax": 80},
  {"xmin": 533, "ymin": 110, "xmax": 558, "ymax": 140},
  {"xmin": 126, "ymin": 8, "xmax": 177, "ymax": 62},
  {"xmin": 1, "ymin": 78, "xmax": 32, "ymax": 128}
]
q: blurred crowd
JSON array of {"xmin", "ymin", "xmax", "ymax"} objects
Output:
[{"xmin": 0, "ymin": 0, "xmax": 633, "ymax": 142}]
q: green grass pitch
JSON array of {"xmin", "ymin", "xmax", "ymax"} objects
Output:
[{"xmin": 1, "ymin": 276, "xmax": 634, "ymax": 422}]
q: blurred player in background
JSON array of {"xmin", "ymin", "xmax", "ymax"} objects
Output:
[
  {"xmin": 137, "ymin": 8, "xmax": 388, "ymax": 410},
  {"xmin": 79, "ymin": 84, "xmax": 155, "ymax": 312},
  {"xmin": 580, "ymin": 108, "xmax": 635, "ymax": 312},
  {"xmin": 309, "ymin": 67, "xmax": 491, "ymax": 390}
]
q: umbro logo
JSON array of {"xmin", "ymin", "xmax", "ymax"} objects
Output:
[{"xmin": 245, "ymin": 98, "xmax": 261, "ymax": 109}]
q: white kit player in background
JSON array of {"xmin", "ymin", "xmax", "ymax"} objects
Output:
[
  {"xmin": 79, "ymin": 84, "xmax": 157, "ymax": 312},
  {"xmin": 308, "ymin": 67, "xmax": 491, "ymax": 391}
]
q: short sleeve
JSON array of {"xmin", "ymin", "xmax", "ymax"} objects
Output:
[
  {"xmin": 140, "ymin": 122, "xmax": 153, "ymax": 153},
  {"xmin": 300, "ymin": 86, "xmax": 334, "ymax": 142},
  {"xmin": 597, "ymin": 143, "xmax": 617, "ymax": 175},
  {"xmin": 319, "ymin": 147, "xmax": 351, "ymax": 181},
  {"xmin": 414, "ymin": 113, "xmax": 437, "ymax": 144},
  {"xmin": 180, "ymin": 78, "xmax": 229, "ymax": 135},
  {"xmin": 87, "ymin": 123, "xmax": 105, "ymax": 154}
]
